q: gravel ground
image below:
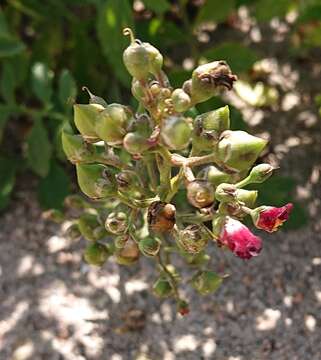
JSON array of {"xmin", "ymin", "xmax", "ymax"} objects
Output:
[{"xmin": 0, "ymin": 191, "xmax": 320, "ymax": 360}]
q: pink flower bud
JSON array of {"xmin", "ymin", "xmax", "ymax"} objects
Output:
[
  {"xmin": 219, "ymin": 217, "xmax": 262, "ymax": 259},
  {"xmin": 251, "ymin": 203, "xmax": 293, "ymax": 233}
]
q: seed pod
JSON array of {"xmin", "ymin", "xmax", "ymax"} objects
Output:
[
  {"xmin": 191, "ymin": 271, "xmax": 222, "ymax": 295},
  {"xmin": 215, "ymin": 183, "xmax": 237, "ymax": 203},
  {"xmin": 76, "ymin": 164, "xmax": 116, "ymax": 199},
  {"xmin": 115, "ymin": 235, "xmax": 140, "ymax": 265},
  {"xmin": 116, "ymin": 170, "xmax": 142, "ymax": 194},
  {"xmin": 177, "ymin": 224, "xmax": 210, "ymax": 253},
  {"xmin": 73, "ymin": 104, "xmax": 104, "ymax": 143},
  {"xmin": 197, "ymin": 165, "xmax": 231, "ymax": 187},
  {"xmin": 186, "ymin": 180, "xmax": 215, "ymax": 208},
  {"xmin": 182, "ymin": 251, "xmax": 210, "ymax": 267},
  {"xmin": 84, "ymin": 243, "xmax": 110, "ymax": 266},
  {"xmin": 78, "ymin": 213, "xmax": 107, "ymax": 241},
  {"xmin": 247, "ymin": 163, "xmax": 274, "ymax": 184},
  {"xmin": 123, "ymin": 132, "xmax": 150, "ymax": 154},
  {"xmin": 160, "ymin": 116, "xmax": 192, "ymax": 150},
  {"xmin": 123, "ymin": 28, "xmax": 163, "ymax": 80},
  {"xmin": 147, "ymin": 201, "xmax": 176, "ymax": 233},
  {"xmin": 95, "ymin": 104, "xmax": 132, "ymax": 146},
  {"xmin": 62, "ymin": 130, "xmax": 96, "ymax": 164},
  {"xmin": 185, "ymin": 61, "xmax": 237, "ymax": 104},
  {"xmin": 153, "ymin": 276, "xmax": 173, "ymax": 298},
  {"xmin": 236, "ymin": 189, "xmax": 258, "ymax": 208},
  {"xmin": 139, "ymin": 237, "xmax": 161, "ymax": 257},
  {"xmin": 217, "ymin": 130, "xmax": 267, "ymax": 172},
  {"xmin": 171, "ymin": 88, "xmax": 191, "ymax": 113},
  {"xmin": 105, "ymin": 211, "xmax": 128, "ymax": 235}
]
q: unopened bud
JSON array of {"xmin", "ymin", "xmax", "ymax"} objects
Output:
[
  {"xmin": 191, "ymin": 270, "xmax": 222, "ymax": 295},
  {"xmin": 73, "ymin": 104, "xmax": 103, "ymax": 143},
  {"xmin": 215, "ymin": 183, "xmax": 237, "ymax": 203},
  {"xmin": 217, "ymin": 130, "xmax": 267, "ymax": 172},
  {"xmin": 105, "ymin": 211, "xmax": 128, "ymax": 235},
  {"xmin": 138, "ymin": 237, "xmax": 161, "ymax": 257},
  {"xmin": 160, "ymin": 116, "xmax": 192, "ymax": 150},
  {"xmin": 177, "ymin": 299, "xmax": 190, "ymax": 316},
  {"xmin": 248, "ymin": 163, "xmax": 274, "ymax": 183},
  {"xmin": 177, "ymin": 224, "xmax": 210, "ymax": 253},
  {"xmin": 78, "ymin": 213, "xmax": 107, "ymax": 241},
  {"xmin": 171, "ymin": 88, "xmax": 191, "ymax": 113},
  {"xmin": 153, "ymin": 276, "xmax": 173, "ymax": 298},
  {"xmin": 84, "ymin": 243, "xmax": 110, "ymax": 266},
  {"xmin": 186, "ymin": 180, "xmax": 215, "ymax": 208},
  {"xmin": 147, "ymin": 201, "xmax": 176, "ymax": 233}
]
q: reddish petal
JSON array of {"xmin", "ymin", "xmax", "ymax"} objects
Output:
[{"xmin": 257, "ymin": 203, "xmax": 293, "ymax": 232}]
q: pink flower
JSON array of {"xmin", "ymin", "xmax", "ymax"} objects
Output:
[
  {"xmin": 253, "ymin": 203, "xmax": 293, "ymax": 233},
  {"xmin": 219, "ymin": 217, "xmax": 262, "ymax": 260}
]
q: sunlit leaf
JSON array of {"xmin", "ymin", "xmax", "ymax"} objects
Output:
[
  {"xmin": 59, "ymin": 69, "xmax": 77, "ymax": 108},
  {"xmin": 31, "ymin": 62, "xmax": 53, "ymax": 104},
  {"xmin": 27, "ymin": 118, "xmax": 52, "ymax": 177}
]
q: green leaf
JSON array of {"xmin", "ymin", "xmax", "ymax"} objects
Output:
[
  {"xmin": 97, "ymin": 0, "xmax": 134, "ymax": 87},
  {"xmin": 0, "ymin": 156, "xmax": 17, "ymax": 211},
  {"xmin": 0, "ymin": 61, "xmax": 17, "ymax": 104},
  {"xmin": 38, "ymin": 161, "xmax": 71, "ymax": 209},
  {"xmin": 254, "ymin": 0, "xmax": 292, "ymax": 22},
  {"xmin": 297, "ymin": 5, "xmax": 321, "ymax": 23},
  {"xmin": 31, "ymin": 62, "xmax": 53, "ymax": 104},
  {"xmin": 58, "ymin": 69, "xmax": 77, "ymax": 108},
  {"xmin": 0, "ymin": 104, "xmax": 11, "ymax": 143},
  {"xmin": 143, "ymin": 0, "xmax": 170, "ymax": 15},
  {"xmin": 195, "ymin": 0, "xmax": 235, "ymax": 24},
  {"xmin": 27, "ymin": 118, "xmax": 52, "ymax": 177},
  {"xmin": 202, "ymin": 42, "xmax": 258, "ymax": 73},
  {"xmin": 0, "ymin": 11, "xmax": 25, "ymax": 57}
]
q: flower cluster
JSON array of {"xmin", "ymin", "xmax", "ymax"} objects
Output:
[{"xmin": 61, "ymin": 28, "xmax": 292, "ymax": 314}]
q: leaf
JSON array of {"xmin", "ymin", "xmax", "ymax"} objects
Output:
[
  {"xmin": 202, "ymin": 42, "xmax": 259, "ymax": 73},
  {"xmin": 0, "ymin": 156, "xmax": 17, "ymax": 211},
  {"xmin": 27, "ymin": 118, "xmax": 52, "ymax": 177},
  {"xmin": 38, "ymin": 161, "xmax": 71, "ymax": 209},
  {"xmin": 97, "ymin": 0, "xmax": 134, "ymax": 87},
  {"xmin": 58, "ymin": 69, "xmax": 77, "ymax": 108},
  {"xmin": 254, "ymin": 0, "xmax": 292, "ymax": 22},
  {"xmin": 0, "ymin": 104, "xmax": 11, "ymax": 143},
  {"xmin": 297, "ymin": 4, "xmax": 321, "ymax": 23},
  {"xmin": 195, "ymin": 0, "xmax": 235, "ymax": 24},
  {"xmin": 0, "ymin": 61, "xmax": 17, "ymax": 104},
  {"xmin": 143, "ymin": 0, "xmax": 170, "ymax": 15},
  {"xmin": 0, "ymin": 11, "xmax": 25, "ymax": 57},
  {"xmin": 31, "ymin": 62, "xmax": 53, "ymax": 104}
]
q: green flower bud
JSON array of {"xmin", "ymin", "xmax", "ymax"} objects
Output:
[
  {"xmin": 115, "ymin": 234, "xmax": 140, "ymax": 265},
  {"xmin": 217, "ymin": 130, "xmax": 267, "ymax": 172},
  {"xmin": 78, "ymin": 213, "xmax": 107, "ymax": 241},
  {"xmin": 215, "ymin": 183, "xmax": 237, "ymax": 203},
  {"xmin": 197, "ymin": 165, "xmax": 231, "ymax": 187},
  {"xmin": 105, "ymin": 211, "xmax": 128, "ymax": 235},
  {"xmin": 147, "ymin": 201, "xmax": 176, "ymax": 233},
  {"xmin": 236, "ymin": 189, "xmax": 258, "ymax": 208},
  {"xmin": 76, "ymin": 164, "xmax": 116, "ymax": 199},
  {"xmin": 160, "ymin": 115, "xmax": 192, "ymax": 150},
  {"xmin": 73, "ymin": 104, "xmax": 104, "ymax": 143},
  {"xmin": 186, "ymin": 180, "xmax": 215, "ymax": 208},
  {"xmin": 138, "ymin": 237, "xmax": 161, "ymax": 257},
  {"xmin": 62, "ymin": 129, "xmax": 97, "ymax": 164},
  {"xmin": 184, "ymin": 61, "xmax": 237, "ymax": 104},
  {"xmin": 153, "ymin": 276, "xmax": 173, "ymax": 298},
  {"xmin": 84, "ymin": 242, "xmax": 110, "ymax": 266},
  {"xmin": 123, "ymin": 132, "xmax": 150, "ymax": 154},
  {"xmin": 248, "ymin": 163, "xmax": 274, "ymax": 183},
  {"xmin": 95, "ymin": 104, "xmax": 132, "ymax": 146},
  {"xmin": 171, "ymin": 89, "xmax": 191, "ymax": 113},
  {"xmin": 123, "ymin": 28, "xmax": 163, "ymax": 80},
  {"xmin": 177, "ymin": 224, "xmax": 210, "ymax": 253},
  {"xmin": 191, "ymin": 270, "xmax": 222, "ymax": 295}
]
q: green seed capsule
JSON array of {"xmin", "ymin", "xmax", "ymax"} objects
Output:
[
  {"xmin": 171, "ymin": 89, "xmax": 191, "ymax": 113},
  {"xmin": 215, "ymin": 183, "xmax": 237, "ymax": 203},
  {"xmin": 73, "ymin": 104, "xmax": 104, "ymax": 143},
  {"xmin": 95, "ymin": 104, "xmax": 132, "ymax": 146},
  {"xmin": 123, "ymin": 28, "xmax": 163, "ymax": 80},
  {"xmin": 76, "ymin": 164, "xmax": 116, "ymax": 199},
  {"xmin": 78, "ymin": 213, "xmax": 107, "ymax": 241},
  {"xmin": 62, "ymin": 130, "xmax": 97, "ymax": 164},
  {"xmin": 116, "ymin": 170, "xmax": 142, "ymax": 194},
  {"xmin": 123, "ymin": 132, "xmax": 150, "ymax": 154},
  {"xmin": 65, "ymin": 223, "xmax": 82, "ymax": 240},
  {"xmin": 153, "ymin": 276, "xmax": 173, "ymax": 298},
  {"xmin": 186, "ymin": 180, "xmax": 215, "ymax": 208},
  {"xmin": 115, "ymin": 235, "xmax": 140, "ymax": 265},
  {"xmin": 191, "ymin": 271, "xmax": 222, "ymax": 295},
  {"xmin": 197, "ymin": 165, "xmax": 231, "ymax": 187},
  {"xmin": 84, "ymin": 242, "xmax": 110, "ymax": 266},
  {"xmin": 138, "ymin": 237, "xmax": 161, "ymax": 257},
  {"xmin": 105, "ymin": 211, "xmax": 128, "ymax": 235},
  {"xmin": 160, "ymin": 116, "xmax": 192, "ymax": 150},
  {"xmin": 247, "ymin": 163, "xmax": 274, "ymax": 183},
  {"xmin": 217, "ymin": 130, "xmax": 267, "ymax": 172},
  {"xmin": 236, "ymin": 189, "xmax": 258, "ymax": 208},
  {"xmin": 177, "ymin": 224, "xmax": 210, "ymax": 253}
]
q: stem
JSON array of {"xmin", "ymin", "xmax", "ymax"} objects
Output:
[
  {"xmin": 95, "ymin": 154, "xmax": 131, "ymax": 170},
  {"xmin": 143, "ymin": 154, "xmax": 158, "ymax": 192},
  {"xmin": 235, "ymin": 176, "xmax": 251, "ymax": 188},
  {"xmin": 156, "ymin": 252, "xmax": 180, "ymax": 301},
  {"xmin": 165, "ymin": 168, "xmax": 184, "ymax": 203},
  {"xmin": 156, "ymin": 154, "xmax": 172, "ymax": 201}
]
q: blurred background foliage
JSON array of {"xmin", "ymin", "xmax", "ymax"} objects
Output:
[{"xmin": 1, "ymin": 0, "xmax": 320, "ymax": 228}]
